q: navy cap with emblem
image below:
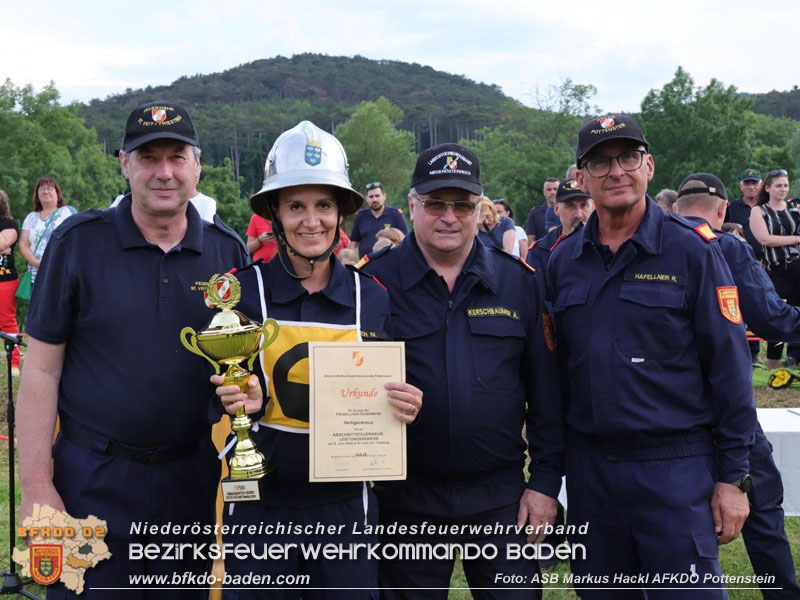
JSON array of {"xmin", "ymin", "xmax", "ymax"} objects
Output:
[
  {"xmin": 556, "ymin": 179, "xmax": 591, "ymax": 203},
  {"xmin": 122, "ymin": 101, "xmax": 199, "ymax": 152},
  {"xmin": 576, "ymin": 114, "xmax": 648, "ymax": 167},
  {"xmin": 677, "ymin": 172, "xmax": 728, "ymax": 201},
  {"xmin": 411, "ymin": 143, "xmax": 482, "ymax": 195},
  {"xmin": 739, "ymin": 168, "xmax": 762, "ymax": 182}
]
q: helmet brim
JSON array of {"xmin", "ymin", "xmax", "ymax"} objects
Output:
[{"xmin": 250, "ymin": 175, "xmax": 364, "ymax": 220}]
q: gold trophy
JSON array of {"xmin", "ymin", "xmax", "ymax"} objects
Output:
[{"xmin": 180, "ymin": 272, "xmax": 279, "ymax": 502}]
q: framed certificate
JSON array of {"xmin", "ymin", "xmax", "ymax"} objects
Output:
[{"xmin": 308, "ymin": 341, "xmax": 407, "ymax": 482}]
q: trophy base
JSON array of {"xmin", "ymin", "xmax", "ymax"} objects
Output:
[{"xmin": 221, "ymin": 476, "xmax": 266, "ymax": 503}]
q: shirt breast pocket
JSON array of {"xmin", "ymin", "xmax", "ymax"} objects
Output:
[
  {"xmin": 617, "ymin": 283, "xmax": 688, "ymax": 358},
  {"xmin": 553, "ymin": 284, "xmax": 591, "ymax": 350},
  {"xmin": 467, "ymin": 317, "xmax": 526, "ymax": 387},
  {"xmin": 392, "ymin": 315, "xmax": 441, "ymax": 385}
]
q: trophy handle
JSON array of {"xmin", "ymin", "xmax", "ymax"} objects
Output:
[
  {"xmin": 179, "ymin": 326, "xmax": 221, "ymax": 375},
  {"xmin": 245, "ymin": 319, "xmax": 280, "ymax": 372}
]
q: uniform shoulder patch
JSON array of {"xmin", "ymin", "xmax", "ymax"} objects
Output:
[
  {"xmin": 519, "ymin": 257, "xmax": 536, "ymax": 273},
  {"xmin": 347, "ymin": 264, "xmax": 388, "ymax": 291},
  {"xmin": 693, "ymin": 223, "xmax": 717, "ymax": 242},
  {"xmin": 668, "ymin": 212, "xmax": 718, "ymax": 242},
  {"xmin": 355, "ymin": 246, "xmax": 391, "ymax": 269}
]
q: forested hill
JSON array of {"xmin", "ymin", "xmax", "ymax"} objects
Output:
[
  {"xmin": 78, "ymin": 54, "xmax": 509, "ymax": 193},
  {"xmin": 749, "ymin": 87, "xmax": 800, "ymax": 121}
]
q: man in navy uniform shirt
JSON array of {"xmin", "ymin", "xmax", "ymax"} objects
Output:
[
  {"xmin": 675, "ymin": 172, "xmax": 800, "ymax": 600},
  {"xmin": 361, "ymin": 143, "xmax": 561, "ymax": 597},
  {"xmin": 725, "ymin": 168, "xmax": 764, "ymax": 261},
  {"xmin": 17, "ymin": 101, "xmax": 248, "ymax": 599},
  {"xmin": 527, "ymin": 178, "xmax": 594, "ymax": 275},
  {"xmin": 525, "ymin": 177, "xmax": 559, "ymax": 243},
  {"xmin": 349, "ymin": 181, "xmax": 408, "ymax": 257},
  {"xmin": 547, "ymin": 115, "xmax": 756, "ymax": 598}
]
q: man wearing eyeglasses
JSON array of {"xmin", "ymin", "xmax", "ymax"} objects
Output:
[
  {"xmin": 349, "ymin": 181, "xmax": 408, "ymax": 258},
  {"xmin": 360, "ymin": 143, "xmax": 561, "ymax": 597},
  {"xmin": 546, "ymin": 115, "xmax": 756, "ymax": 598}
]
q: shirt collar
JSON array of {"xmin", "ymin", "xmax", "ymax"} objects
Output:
[
  {"xmin": 397, "ymin": 232, "xmax": 497, "ymax": 294},
  {"xmin": 114, "ymin": 193, "xmax": 204, "ymax": 253},
  {"xmin": 267, "ymin": 251, "xmax": 354, "ymax": 308},
  {"xmin": 574, "ymin": 196, "xmax": 662, "ymax": 259}
]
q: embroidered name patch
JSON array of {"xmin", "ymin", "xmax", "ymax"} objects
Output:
[{"xmin": 467, "ymin": 307, "xmax": 520, "ymax": 321}]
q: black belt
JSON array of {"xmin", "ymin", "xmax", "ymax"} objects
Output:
[
  {"xmin": 567, "ymin": 428, "xmax": 714, "ymax": 461},
  {"xmin": 59, "ymin": 416, "xmax": 204, "ymax": 465}
]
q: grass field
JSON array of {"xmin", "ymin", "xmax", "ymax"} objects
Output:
[{"xmin": 1, "ymin": 358, "xmax": 799, "ymax": 598}]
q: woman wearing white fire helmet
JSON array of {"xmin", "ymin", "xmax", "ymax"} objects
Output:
[{"xmin": 212, "ymin": 121, "xmax": 422, "ymax": 597}]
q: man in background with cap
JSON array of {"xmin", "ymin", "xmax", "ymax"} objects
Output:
[
  {"xmin": 675, "ymin": 172, "xmax": 800, "ymax": 600},
  {"xmin": 726, "ymin": 169, "xmax": 766, "ymax": 364},
  {"xmin": 349, "ymin": 181, "xmax": 408, "ymax": 258},
  {"xmin": 18, "ymin": 101, "xmax": 248, "ymax": 598},
  {"xmin": 360, "ymin": 143, "xmax": 561, "ymax": 597},
  {"xmin": 547, "ymin": 115, "xmax": 756, "ymax": 598},
  {"xmin": 527, "ymin": 179, "xmax": 594, "ymax": 275},
  {"xmin": 726, "ymin": 168, "xmax": 764, "ymax": 261}
]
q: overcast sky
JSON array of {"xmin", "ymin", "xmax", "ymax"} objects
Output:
[{"xmin": 1, "ymin": 0, "xmax": 796, "ymax": 112}]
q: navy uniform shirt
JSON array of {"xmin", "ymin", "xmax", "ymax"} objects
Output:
[
  {"xmin": 350, "ymin": 206, "xmax": 409, "ymax": 257},
  {"xmin": 233, "ymin": 253, "xmax": 391, "ymax": 503},
  {"xmin": 26, "ymin": 195, "xmax": 249, "ymax": 447},
  {"xmin": 725, "ymin": 197, "xmax": 763, "ymax": 260},
  {"xmin": 526, "ymin": 226, "xmax": 563, "ymax": 275},
  {"xmin": 525, "ymin": 205, "xmax": 547, "ymax": 240},
  {"xmin": 683, "ymin": 215, "xmax": 800, "ymax": 344},
  {"xmin": 361, "ymin": 233, "xmax": 562, "ymax": 501},
  {"xmin": 546, "ymin": 198, "xmax": 755, "ymax": 483}
]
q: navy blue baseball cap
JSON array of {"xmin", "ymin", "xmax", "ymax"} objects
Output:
[
  {"xmin": 122, "ymin": 101, "xmax": 199, "ymax": 152},
  {"xmin": 556, "ymin": 179, "xmax": 591, "ymax": 203},
  {"xmin": 677, "ymin": 172, "xmax": 728, "ymax": 201},
  {"xmin": 576, "ymin": 114, "xmax": 648, "ymax": 167},
  {"xmin": 411, "ymin": 143, "xmax": 482, "ymax": 195}
]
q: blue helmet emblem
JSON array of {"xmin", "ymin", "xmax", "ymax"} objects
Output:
[{"xmin": 305, "ymin": 141, "xmax": 322, "ymax": 166}]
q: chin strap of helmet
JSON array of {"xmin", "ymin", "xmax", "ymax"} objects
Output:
[{"xmin": 269, "ymin": 209, "xmax": 341, "ymax": 281}]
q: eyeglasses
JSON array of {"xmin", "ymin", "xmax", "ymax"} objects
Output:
[
  {"xmin": 365, "ymin": 181, "xmax": 382, "ymax": 191},
  {"xmin": 412, "ymin": 194, "xmax": 478, "ymax": 217},
  {"xmin": 38, "ymin": 185, "xmax": 55, "ymax": 192},
  {"xmin": 583, "ymin": 150, "xmax": 646, "ymax": 178},
  {"xmin": 768, "ymin": 169, "xmax": 788, "ymax": 178}
]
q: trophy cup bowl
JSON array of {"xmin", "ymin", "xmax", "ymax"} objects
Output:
[{"xmin": 180, "ymin": 273, "xmax": 280, "ymax": 501}]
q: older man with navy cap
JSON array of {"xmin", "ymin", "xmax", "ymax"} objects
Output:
[
  {"xmin": 18, "ymin": 101, "xmax": 248, "ymax": 598},
  {"xmin": 361, "ymin": 143, "xmax": 562, "ymax": 598},
  {"xmin": 546, "ymin": 116, "xmax": 756, "ymax": 598}
]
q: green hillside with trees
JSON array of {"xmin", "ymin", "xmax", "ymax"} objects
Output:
[{"xmin": 78, "ymin": 54, "xmax": 508, "ymax": 200}]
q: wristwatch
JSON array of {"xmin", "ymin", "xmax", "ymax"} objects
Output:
[{"xmin": 729, "ymin": 474, "xmax": 752, "ymax": 494}]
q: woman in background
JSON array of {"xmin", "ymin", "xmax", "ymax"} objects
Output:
[
  {"xmin": 19, "ymin": 177, "xmax": 76, "ymax": 285},
  {"xmin": 750, "ymin": 169, "xmax": 800, "ymax": 368},
  {"xmin": 0, "ymin": 190, "xmax": 20, "ymax": 375},
  {"xmin": 494, "ymin": 198, "xmax": 528, "ymax": 259},
  {"xmin": 477, "ymin": 197, "xmax": 515, "ymax": 254}
]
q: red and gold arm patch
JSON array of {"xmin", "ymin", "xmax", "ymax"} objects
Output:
[{"xmin": 716, "ymin": 286, "xmax": 742, "ymax": 324}]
